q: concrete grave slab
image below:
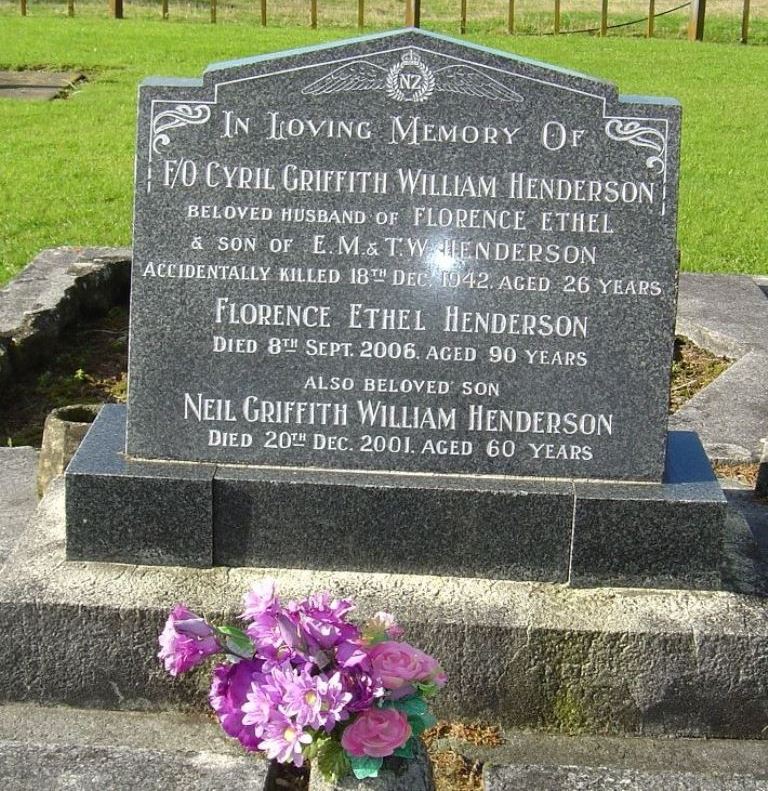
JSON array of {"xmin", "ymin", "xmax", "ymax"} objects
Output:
[
  {"xmin": 483, "ymin": 764, "xmax": 766, "ymax": 791},
  {"xmin": 673, "ymin": 273, "xmax": 768, "ymax": 463},
  {"xmin": 0, "ymin": 246, "xmax": 130, "ymax": 372},
  {"xmin": 0, "ymin": 70, "xmax": 84, "ymax": 101},
  {"xmin": 0, "ymin": 447, "xmax": 38, "ymax": 564},
  {"xmin": 0, "ymin": 743, "xmax": 271, "ymax": 790}
]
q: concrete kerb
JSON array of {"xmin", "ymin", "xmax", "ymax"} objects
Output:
[
  {"xmin": 672, "ymin": 273, "xmax": 768, "ymax": 465},
  {"xmin": 0, "ymin": 246, "xmax": 131, "ymax": 377},
  {"xmin": 1, "ymin": 478, "xmax": 767, "ymax": 739}
]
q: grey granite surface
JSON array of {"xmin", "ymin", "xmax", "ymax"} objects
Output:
[
  {"xmin": 65, "ymin": 404, "xmax": 215, "ymax": 566},
  {"xmin": 214, "ymin": 463, "xmax": 573, "ymax": 581},
  {"xmin": 128, "ymin": 29, "xmax": 681, "ymax": 482},
  {"xmin": 570, "ymin": 431, "xmax": 726, "ymax": 589}
]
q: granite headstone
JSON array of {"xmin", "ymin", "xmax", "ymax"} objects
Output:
[
  {"xmin": 127, "ymin": 29, "xmax": 681, "ymax": 483},
  {"xmin": 66, "ymin": 30, "xmax": 724, "ymax": 587}
]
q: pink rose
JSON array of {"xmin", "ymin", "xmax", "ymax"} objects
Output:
[
  {"xmin": 367, "ymin": 641, "xmax": 446, "ymax": 693},
  {"xmin": 341, "ymin": 708, "xmax": 412, "ymax": 758}
]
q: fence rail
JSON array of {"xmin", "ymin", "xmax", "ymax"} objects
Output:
[{"xmin": 13, "ymin": 0, "xmax": 763, "ymax": 44}]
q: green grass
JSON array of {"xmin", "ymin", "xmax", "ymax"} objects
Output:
[{"xmin": 0, "ymin": 13, "xmax": 766, "ymax": 284}]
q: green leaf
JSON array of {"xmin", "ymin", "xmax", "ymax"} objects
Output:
[
  {"xmin": 216, "ymin": 626, "xmax": 253, "ymax": 658},
  {"xmin": 393, "ymin": 737, "xmax": 416, "ymax": 759},
  {"xmin": 397, "ymin": 696, "xmax": 429, "ymax": 718},
  {"xmin": 302, "ymin": 732, "xmax": 329, "ymax": 763},
  {"xmin": 415, "ymin": 681, "xmax": 439, "ymax": 698},
  {"xmin": 316, "ymin": 739, "xmax": 351, "ymax": 784},
  {"xmin": 349, "ymin": 755, "xmax": 383, "ymax": 780},
  {"xmin": 408, "ymin": 710, "xmax": 437, "ymax": 735}
]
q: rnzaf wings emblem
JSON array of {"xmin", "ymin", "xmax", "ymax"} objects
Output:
[{"xmin": 302, "ymin": 49, "xmax": 523, "ymax": 104}]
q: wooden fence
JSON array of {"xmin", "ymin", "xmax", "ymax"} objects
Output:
[{"xmin": 15, "ymin": 0, "xmax": 760, "ymax": 44}]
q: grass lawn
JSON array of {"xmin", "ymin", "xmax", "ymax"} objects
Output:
[{"xmin": 0, "ymin": 12, "xmax": 766, "ymax": 284}]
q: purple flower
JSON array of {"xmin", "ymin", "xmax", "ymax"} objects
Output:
[
  {"xmin": 335, "ymin": 639, "xmax": 371, "ymax": 671},
  {"xmin": 341, "ymin": 669, "xmax": 384, "ymax": 713},
  {"xmin": 258, "ymin": 713, "xmax": 312, "ymax": 767},
  {"xmin": 315, "ymin": 672, "xmax": 353, "ymax": 731},
  {"xmin": 241, "ymin": 578, "xmax": 280, "ymax": 621},
  {"xmin": 241, "ymin": 680, "xmax": 280, "ymax": 737},
  {"xmin": 276, "ymin": 667, "xmax": 354, "ymax": 731},
  {"xmin": 158, "ymin": 604, "xmax": 220, "ymax": 676},
  {"xmin": 209, "ymin": 659, "xmax": 267, "ymax": 751},
  {"xmin": 291, "ymin": 592, "xmax": 358, "ymax": 650},
  {"xmin": 278, "ymin": 667, "xmax": 324, "ymax": 728}
]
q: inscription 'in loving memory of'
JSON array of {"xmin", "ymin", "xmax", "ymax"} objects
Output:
[{"xmin": 127, "ymin": 33, "xmax": 680, "ymax": 482}]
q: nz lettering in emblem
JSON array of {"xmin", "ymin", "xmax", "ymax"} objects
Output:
[{"xmin": 302, "ymin": 49, "xmax": 523, "ymax": 104}]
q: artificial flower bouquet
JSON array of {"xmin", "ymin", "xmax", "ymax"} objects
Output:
[{"xmin": 158, "ymin": 579, "xmax": 446, "ymax": 782}]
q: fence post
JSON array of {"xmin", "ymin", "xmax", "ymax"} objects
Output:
[
  {"xmin": 68, "ymin": 0, "xmax": 75, "ymax": 16},
  {"xmin": 688, "ymin": 0, "xmax": 706, "ymax": 40},
  {"xmin": 20, "ymin": 0, "xmax": 26, "ymax": 15},
  {"xmin": 357, "ymin": 0, "xmax": 364, "ymax": 28},
  {"xmin": 311, "ymin": 0, "xmax": 317, "ymax": 27},
  {"xmin": 414, "ymin": 0, "xmax": 421, "ymax": 27},
  {"xmin": 741, "ymin": 0, "xmax": 751, "ymax": 43},
  {"xmin": 508, "ymin": 0, "xmax": 515, "ymax": 33},
  {"xmin": 261, "ymin": 0, "xmax": 267, "ymax": 26},
  {"xmin": 210, "ymin": 0, "xmax": 216, "ymax": 23},
  {"xmin": 110, "ymin": 0, "xmax": 123, "ymax": 18},
  {"xmin": 460, "ymin": 0, "xmax": 467, "ymax": 33},
  {"xmin": 554, "ymin": 0, "xmax": 560, "ymax": 33},
  {"xmin": 646, "ymin": 0, "xmax": 655, "ymax": 36},
  {"xmin": 600, "ymin": 0, "xmax": 608, "ymax": 36},
  {"xmin": 162, "ymin": 0, "xmax": 168, "ymax": 19}
]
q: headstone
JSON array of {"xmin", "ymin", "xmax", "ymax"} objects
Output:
[
  {"xmin": 65, "ymin": 30, "xmax": 726, "ymax": 587},
  {"xmin": 126, "ymin": 29, "xmax": 680, "ymax": 483}
]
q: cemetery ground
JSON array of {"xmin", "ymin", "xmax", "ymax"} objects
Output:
[
  {"xmin": 1, "ymin": 15, "xmax": 768, "ymax": 284},
  {"xmin": 0, "ymin": 15, "xmax": 765, "ymax": 791}
]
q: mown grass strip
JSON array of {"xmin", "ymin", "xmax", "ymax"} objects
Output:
[{"xmin": 0, "ymin": 16, "xmax": 766, "ymax": 283}]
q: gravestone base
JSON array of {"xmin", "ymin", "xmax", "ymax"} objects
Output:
[
  {"xmin": 2, "ymin": 477, "xmax": 767, "ymax": 739},
  {"xmin": 66, "ymin": 404, "xmax": 725, "ymax": 589}
]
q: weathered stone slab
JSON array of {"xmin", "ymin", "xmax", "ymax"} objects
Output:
[
  {"xmin": 65, "ymin": 404, "xmax": 215, "ymax": 566},
  {"xmin": 0, "ymin": 246, "xmax": 130, "ymax": 372},
  {"xmin": 213, "ymin": 463, "xmax": 573, "ymax": 581},
  {"xmin": 0, "ymin": 447, "xmax": 38, "ymax": 564},
  {"xmin": 483, "ymin": 764, "xmax": 765, "ymax": 790},
  {"xmin": 0, "ymin": 743, "xmax": 271, "ymax": 790},
  {"xmin": 672, "ymin": 273, "xmax": 768, "ymax": 464},
  {"xmin": 127, "ymin": 29, "xmax": 680, "ymax": 482},
  {"xmin": 570, "ymin": 431, "xmax": 726, "ymax": 589},
  {"xmin": 670, "ymin": 352, "xmax": 768, "ymax": 462},
  {"xmin": 0, "ymin": 70, "xmax": 84, "ymax": 101},
  {"xmin": 4, "ymin": 477, "xmax": 768, "ymax": 738},
  {"xmin": 676, "ymin": 273, "xmax": 768, "ymax": 359}
]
